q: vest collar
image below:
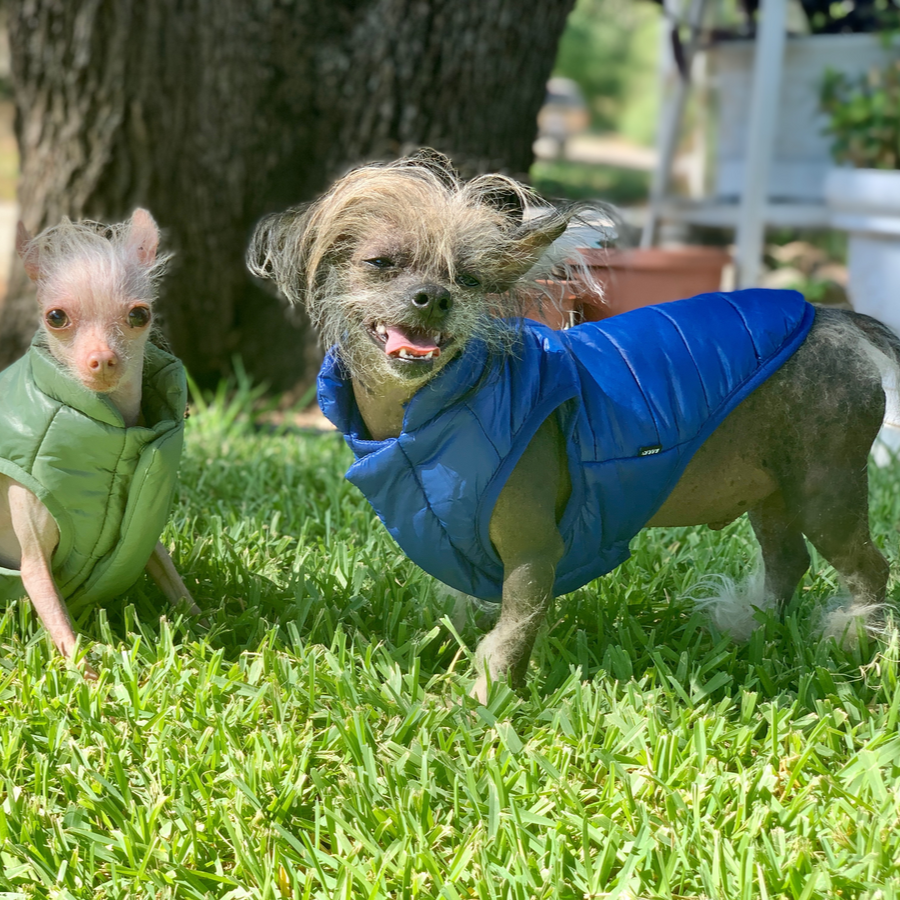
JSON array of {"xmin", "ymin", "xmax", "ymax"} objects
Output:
[
  {"xmin": 28, "ymin": 337, "xmax": 185, "ymax": 430},
  {"xmin": 319, "ymin": 337, "xmax": 494, "ymax": 452}
]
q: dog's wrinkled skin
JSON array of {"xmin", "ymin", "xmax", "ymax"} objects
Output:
[{"xmin": 250, "ymin": 151, "xmax": 899, "ymax": 703}]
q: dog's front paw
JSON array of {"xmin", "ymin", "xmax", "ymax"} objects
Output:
[{"xmin": 471, "ymin": 629, "xmax": 528, "ymax": 703}]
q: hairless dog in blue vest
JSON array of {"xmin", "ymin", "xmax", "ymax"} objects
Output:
[{"xmin": 250, "ymin": 150, "xmax": 900, "ymax": 703}]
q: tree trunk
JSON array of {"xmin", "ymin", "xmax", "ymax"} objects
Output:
[{"xmin": 1, "ymin": 0, "xmax": 574, "ymax": 389}]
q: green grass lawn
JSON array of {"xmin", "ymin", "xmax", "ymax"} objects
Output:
[{"xmin": 2, "ymin": 379, "xmax": 900, "ymax": 899}]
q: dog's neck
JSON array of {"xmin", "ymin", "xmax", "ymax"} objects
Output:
[
  {"xmin": 352, "ymin": 377, "xmax": 418, "ymax": 440},
  {"xmin": 107, "ymin": 364, "xmax": 144, "ymax": 427}
]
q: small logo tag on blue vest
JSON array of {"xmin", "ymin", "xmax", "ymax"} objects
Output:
[{"xmin": 639, "ymin": 445, "xmax": 662, "ymax": 456}]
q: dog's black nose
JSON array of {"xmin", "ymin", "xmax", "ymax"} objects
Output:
[{"xmin": 409, "ymin": 284, "xmax": 453, "ymax": 315}]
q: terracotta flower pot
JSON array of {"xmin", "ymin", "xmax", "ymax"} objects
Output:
[
  {"xmin": 520, "ymin": 246, "xmax": 730, "ymax": 329},
  {"xmin": 576, "ymin": 246, "xmax": 731, "ymax": 321}
]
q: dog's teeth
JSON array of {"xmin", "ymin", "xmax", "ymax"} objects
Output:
[
  {"xmin": 375, "ymin": 323, "xmax": 387, "ymax": 336},
  {"xmin": 423, "ymin": 351, "xmax": 434, "ymax": 359},
  {"xmin": 399, "ymin": 349, "xmax": 412, "ymax": 359}
]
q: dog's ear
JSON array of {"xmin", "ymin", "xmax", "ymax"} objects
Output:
[
  {"xmin": 405, "ymin": 148, "xmax": 459, "ymax": 188},
  {"xmin": 247, "ymin": 206, "xmax": 311, "ymax": 286},
  {"xmin": 484, "ymin": 212, "xmax": 570, "ymax": 293},
  {"xmin": 467, "ymin": 174, "xmax": 528, "ymax": 223},
  {"xmin": 125, "ymin": 208, "xmax": 160, "ymax": 267},
  {"xmin": 247, "ymin": 212, "xmax": 283, "ymax": 281},
  {"xmin": 16, "ymin": 221, "xmax": 40, "ymax": 281},
  {"xmin": 477, "ymin": 186, "xmax": 526, "ymax": 223}
]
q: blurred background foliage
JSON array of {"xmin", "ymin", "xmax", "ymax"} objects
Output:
[
  {"xmin": 530, "ymin": 0, "xmax": 661, "ymax": 206},
  {"xmin": 552, "ymin": 0, "xmax": 661, "ymax": 145}
]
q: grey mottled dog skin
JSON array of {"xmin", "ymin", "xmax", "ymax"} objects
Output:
[{"xmin": 249, "ymin": 151, "xmax": 899, "ymax": 703}]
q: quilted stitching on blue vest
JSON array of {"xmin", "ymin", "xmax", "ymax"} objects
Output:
[{"xmin": 319, "ymin": 289, "xmax": 815, "ymax": 601}]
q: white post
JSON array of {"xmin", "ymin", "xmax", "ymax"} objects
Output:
[
  {"xmin": 686, "ymin": 46, "xmax": 709, "ymax": 199},
  {"xmin": 641, "ymin": 0, "xmax": 709, "ymax": 249},
  {"xmin": 734, "ymin": 0, "xmax": 788, "ymax": 287}
]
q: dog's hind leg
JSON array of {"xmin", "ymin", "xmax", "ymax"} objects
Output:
[
  {"xmin": 699, "ymin": 491, "xmax": 808, "ymax": 641},
  {"xmin": 795, "ymin": 469, "xmax": 889, "ymax": 645},
  {"xmin": 747, "ymin": 490, "xmax": 811, "ymax": 618}
]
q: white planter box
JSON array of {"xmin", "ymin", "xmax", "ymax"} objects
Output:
[
  {"xmin": 825, "ymin": 168, "xmax": 900, "ymax": 335},
  {"xmin": 826, "ymin": 167, "xmax": 900, "ymax": 236},
  {"xmin": 825, "ymin": 167, "xmax": 900, "ymax": 465},
  {"xmin": 712, "ymin": 34, "xmax": 897, "ymax": 202}
]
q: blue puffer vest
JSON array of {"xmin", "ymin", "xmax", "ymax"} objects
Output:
[{"xmin": 319, "ymin": 289, "xmax": 815, "ymax": 602}]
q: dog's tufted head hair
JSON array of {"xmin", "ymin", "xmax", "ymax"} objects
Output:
[{"xmin": 249, "ymin": 150, "xmax": 602, "ymax": 384}]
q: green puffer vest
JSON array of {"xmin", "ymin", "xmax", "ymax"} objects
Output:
[{"xmin": 0, "ymin": 338, "xmax": 187, "ymax": 613}]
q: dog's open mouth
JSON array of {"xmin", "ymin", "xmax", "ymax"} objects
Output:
[{"xmin": 368, "ymin": 322, "xmax": 449, "ymax": 361}]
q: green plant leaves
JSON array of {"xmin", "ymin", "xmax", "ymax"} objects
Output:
[{"xmin": 821, "ymin": 61, "xmax": 900, "ymax": 169}]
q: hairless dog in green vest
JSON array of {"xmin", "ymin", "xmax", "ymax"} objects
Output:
[{"xmin": 0, "ymin": 209, "xmax": 199, "ymax": 676}]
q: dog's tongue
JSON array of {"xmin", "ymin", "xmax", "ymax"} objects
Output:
[{"xmin": 383, "ymin": 325, "xmax": 441, "ymax": 358}]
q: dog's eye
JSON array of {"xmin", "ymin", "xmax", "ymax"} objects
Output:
[
  {"xmin": 128, "ymin": 305, "xmax": 152, "ymax": 329},
  {"xmin": 365, "ymin": 257, "xmax": 395, "ymax": 269},
  {"xmin": 456, "ymin": 273, "xmax": 481, "ymax": 288},
  {"xmin": 45, "ymin": 309, "xmax": 70, "ymax": 329}
]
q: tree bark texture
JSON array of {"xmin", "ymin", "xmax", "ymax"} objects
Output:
[{"xmin": 1, "ymin": 0, "xmax": 575, "ymax": 388}]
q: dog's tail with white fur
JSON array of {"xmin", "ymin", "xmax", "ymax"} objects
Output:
[{"xmin": 867, "ymin": 322, "xmax": 900, "ymax": 468}]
